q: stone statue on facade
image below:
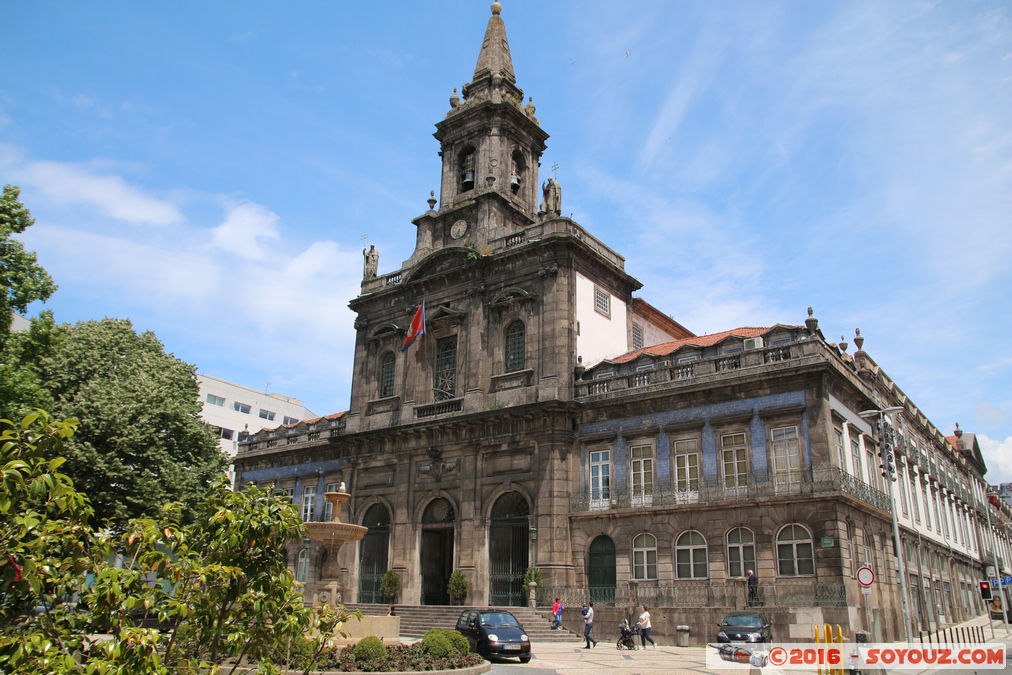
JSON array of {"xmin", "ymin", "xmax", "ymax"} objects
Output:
[
  {"xmin": 541, "ymin": 178, "xmax": 562, "ymax": 216},
  {"xmin": 363, "ymin": 245, "xmax": 379, "ymax": 279}
]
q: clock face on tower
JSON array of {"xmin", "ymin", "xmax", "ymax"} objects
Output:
[{"xmin": 450, "ymin": 219, "xmax": 468, "ymax": 239}]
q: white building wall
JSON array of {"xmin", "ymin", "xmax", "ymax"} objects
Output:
[
  {"xmin": 575, "ymin": 271, "xmax": 628, "ymax": 368},
  {"xmin": 197, "ymin": 375, "xmax": 316, "ymax": 475}
]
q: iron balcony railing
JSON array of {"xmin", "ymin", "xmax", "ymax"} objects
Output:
[
  {"xmin": 538, "ymin": 579, "xmax": 847, "ymax": 609},
  {"xmin": 571, "ymin": 467, "xmax": 892, "ymax": 515}
]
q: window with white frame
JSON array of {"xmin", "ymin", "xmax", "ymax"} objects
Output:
[
  {"xmin": 632, "ymin": 533, "xmax": 657, "ymax": 580},
  {"xmin": 771, "ymin": 425, "xmax": 802, "ymax": 485},
  {"xmin": 855, "ymin": 526, "xmax": 872, "ymax": 572},
  {"xmin": 721, "ymin": 433, "xmax": 749, "ymax": 490},
  {"xmin": 297, "ymin": 549, "xmax": 310, "ymax": 583},
  {"xmin": 922, "ymin": 483, "xmax": 931, "ymax": 529},
  {"xmin": 834, "ymin": 427, "xmax": 847, "ymax": 472},
  {"xmin": 673, "ymin": 439, "xmax": 699, "ymax": 495},
  {"xmin": 630, "ymin": 445, "xmax": 654, "ymax": 506},
  {"xmin": 776, "ymin": 523, "xmax": 815, "ymax": 576},
  {"xmin": 206, "ymin": 393, "xmax": 225, "ymax": 407},
  {"xmin": 726, "ymin": 527, "xmax": 756, "ymax": 578},
  {"xmin": 910, "ymin": 473, "xmax": 921, "ymax": 522},
  {"xmin": 301, "ymin": 486, "xmax": 317, "ymax": 522},
  {"xmin": 589, "ymin": 450, "xmax": 611, "ymax": 508},
  {"xmin": 898, "ymin": 465, "xmax": 909, "ymax": 515},
  {"xmin": 593, "ymin": 286, "xmax": 610, "ymax": 317},
  {"xmin": 233, "ymin": 401, "xmax": 251, "ymax": 414},
  {"xmin": 259, "ymin": 409, "xmax": 276, "ymax": 421},
  {"xmin": 675, "ymin": 531, "xmax": 708, "ymax": 579},
  {"xmin": 850, "ymin": 438, "xmax": 864, "ymax": 482}
]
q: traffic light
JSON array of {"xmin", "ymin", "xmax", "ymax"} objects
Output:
[
  {"xmin": 980, "ymin": 581, "xmax": 993, "ymax": 601},
  {"xmin": 878, "ymin": 422, "xmax": 896, "ymax": 481}
]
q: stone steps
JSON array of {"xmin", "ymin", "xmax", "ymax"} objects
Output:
[{"xmin": 344, "ymin": 604, "xmax": 583, "ymax": 642}]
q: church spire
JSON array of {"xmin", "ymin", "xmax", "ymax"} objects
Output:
[
  {"xmin": 473, "ymin": 2, "xmax": 515, "ymax": 85},
  {"xmin": 462, "ymin": 2, "xmax": 522, "ymax": 103}
]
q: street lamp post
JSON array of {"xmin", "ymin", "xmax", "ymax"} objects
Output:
[
  {"xmin": 983, "ymin": 489, "xmax": 1012, "ymax": 634},
  {"xmin": 859, "ymin": 406, "xmax": 913, "ymax": 643}
]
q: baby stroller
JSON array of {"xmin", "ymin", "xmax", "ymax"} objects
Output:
[{"xmin": 616, "ymin": 618, "xmax": 638, "ymax": 650}]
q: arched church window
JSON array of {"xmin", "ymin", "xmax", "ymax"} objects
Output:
[
  {"xmin": 434, "ymin": 336, "xmax": 457, "ymax": 401},
  {"xmin": 504, "ymin": 320, "xmax": 525, "ymax": 373},
  {"xmin": 460, "ymin": 147, "xmax": 476, "ymax": 192},
  {"xmin": 379, "ymin": 352, "xmax": 395, "ymax": 398}
]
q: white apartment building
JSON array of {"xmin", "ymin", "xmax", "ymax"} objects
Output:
[{"xmin": 197, "ymin": 374, "xmax": 316, "ymax": 478}]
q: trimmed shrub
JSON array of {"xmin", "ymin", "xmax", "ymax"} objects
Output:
[
  {"xmin": 444, "ymin": 629, "xmax": 471, "ymax": 656},
  {"xmin": 420, "ymin": 630, "xmax": 453, "ymax": 658},
  {"xmin": 353, "ymin": 635, "xmax": 387, "ymax": 662},
  {"xmin": 447, "ymin": 569, "xmax": 468, "ymax": 602}
]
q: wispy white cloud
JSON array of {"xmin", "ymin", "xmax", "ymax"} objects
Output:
[
  {"xmin": 209, "ymin": 202, "xmax": 280, "ymax": 261},
  {"xmin": 14, "ymin": 160, "xmax": 183, "ymax": 225},
  {"xmin": 979, "ymin": 434, "xmax": 1012, "ymax": 484}
]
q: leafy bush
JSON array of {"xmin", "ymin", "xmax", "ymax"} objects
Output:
[
  {"xmin": 353, "ymin": 636, "xmax": 387, "ymax": 662},
  {"xmin": 318, "ymin": 643, "xmax": 483, "ymax": 672},
  {"xmin": 263, "ymin": 632, "xmax": 317, "ymax": 670},
  {"xmin": 421, "ymin": 629, "xmax": 452, "ymax": 658},
  {"xmin": 443, "ymin": 629, "xmax": 471, "ymax": 656}
]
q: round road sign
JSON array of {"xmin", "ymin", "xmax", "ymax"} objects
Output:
[{"xmin": 857, "ymin": 566, "xmax": 875, "ymax": 586}]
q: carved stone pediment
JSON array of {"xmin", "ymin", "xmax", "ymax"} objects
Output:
[
  {"xmin": 403, "ymin": 248, "xmax": 471, "ymax": 284},
  {"xmin": 428, "ymin": 304, "xmax": 467, "ymax": 329},
  {"xmin": 488, "ymin": 287, "xmax": 537, "ymax": 312},
  {"xmin": 367, "ymin": 323, "xmax": 403, "ymax": 344}
]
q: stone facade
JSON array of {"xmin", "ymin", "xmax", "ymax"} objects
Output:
[{"xmin": 233, "ymin": 3, "xmax": 1004, "ymax": 645}]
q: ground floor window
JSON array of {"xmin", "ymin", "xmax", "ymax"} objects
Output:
[
  {"xmin": 776, "ymin": 523, "xmax": 814, "ymax": 576},
  {"xmin": 632, "ymin": 533, "xmax": 657, "ymax": 580}
]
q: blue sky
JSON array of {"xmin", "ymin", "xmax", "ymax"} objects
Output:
[{"xmin": 2, "ymin": 1, "xmax": 1010, "ymax": 482}]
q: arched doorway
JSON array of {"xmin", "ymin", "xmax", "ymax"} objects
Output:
[
  {"xmin": 420, "ymin": 497, "xmax": 455, "ymax": 605},
  {"xmin": 489, "ymin": 492, "xmax": 530, "ymax": 607},
  {"xmin": 358, "ymin": 504, "xmax": 390, "ymax": 603},
  {"xmin": 588, "ymin": 535, "xmax": 616, "ymax": 604}
]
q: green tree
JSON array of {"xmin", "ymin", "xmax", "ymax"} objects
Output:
[
  {"xmin": 0, "ymin": 186, "xmax": 59, "ymax": 420},
  {"xmin": 0, "ymin": 311, "xmax": 61, "ymax": 421},
  {"xmin": 0, "ymin": 185, "xmax": 57, "ymax": 341},
  {"xmin": 34, "ymin": 318, "xmax": 227, "ymax": 529},
  {"xmin": 1, "ymin": 411, "xmax": 347, "ymax": 674}
]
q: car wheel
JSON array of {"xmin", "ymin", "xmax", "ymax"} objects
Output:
[{"xmin": 519, "ymin": 655, "xmax": 531, "ymax": 663}]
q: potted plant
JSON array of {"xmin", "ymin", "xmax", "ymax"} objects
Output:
[
  {"xmin": 447, "ymin": 569, "xmax": 468, "ymax": 605},
  {"xmin": 380, "ymin": 569, "xmax": 401, "ymax": 603}
]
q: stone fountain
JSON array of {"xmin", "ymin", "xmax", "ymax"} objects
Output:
[{"xmin": 305, "ymin": 491, "xmax": 367, "ymax": 608}]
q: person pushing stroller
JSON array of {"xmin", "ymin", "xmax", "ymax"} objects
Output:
[{"xmin": 616, "ymin": 617, "xmax": 638, "ymax": 650}]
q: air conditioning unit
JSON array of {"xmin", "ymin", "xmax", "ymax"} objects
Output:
[{"xmin": 743, "ymin": 337, "xmax": 765, "ymax": 351}]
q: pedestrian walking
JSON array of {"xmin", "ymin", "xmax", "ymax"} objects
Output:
[
  {"xmin": 582, "ymin": 602, "xmax": 597, "ymax": 648},
  {"xmin": 636, "ymin": 604, "xmax": 656, "ymax": 649},
  {"xmin": 747, "ymin": 569, "xmax": 759, "ymax": 606},
  {"xmin": 551, "ymin": 597, "xmax": 563, "ymax": 629}
]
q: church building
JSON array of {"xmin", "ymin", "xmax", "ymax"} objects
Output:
[{"xmin": 233, "ymin": 3, "xmax": 1000, "ymax": 643}]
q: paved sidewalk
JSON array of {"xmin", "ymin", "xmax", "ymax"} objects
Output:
[
  {"xmin": 489, "ymin": 642, "xmax": 732, "ymax": 675},
  {"xmin": 486, "ymin": 614, "xmax": 1012, "ymax": 675}
]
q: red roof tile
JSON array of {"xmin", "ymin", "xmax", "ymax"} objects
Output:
[{"xmin": 607, "ymin": 326, "xmax": 798, "ymax": 365}]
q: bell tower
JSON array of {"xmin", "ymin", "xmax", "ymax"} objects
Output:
[{"xmin": 405, "ymin": 2, "xmax": 548, "ymax": 267}]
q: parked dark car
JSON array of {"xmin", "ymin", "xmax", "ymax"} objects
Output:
[
  {"xmin": 454, "ymin": 609, "xmax": 532, "ymax": 662},
  {"xmin": 716, "ymin": 611, "xmax": 773, "ymax": 644}
]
